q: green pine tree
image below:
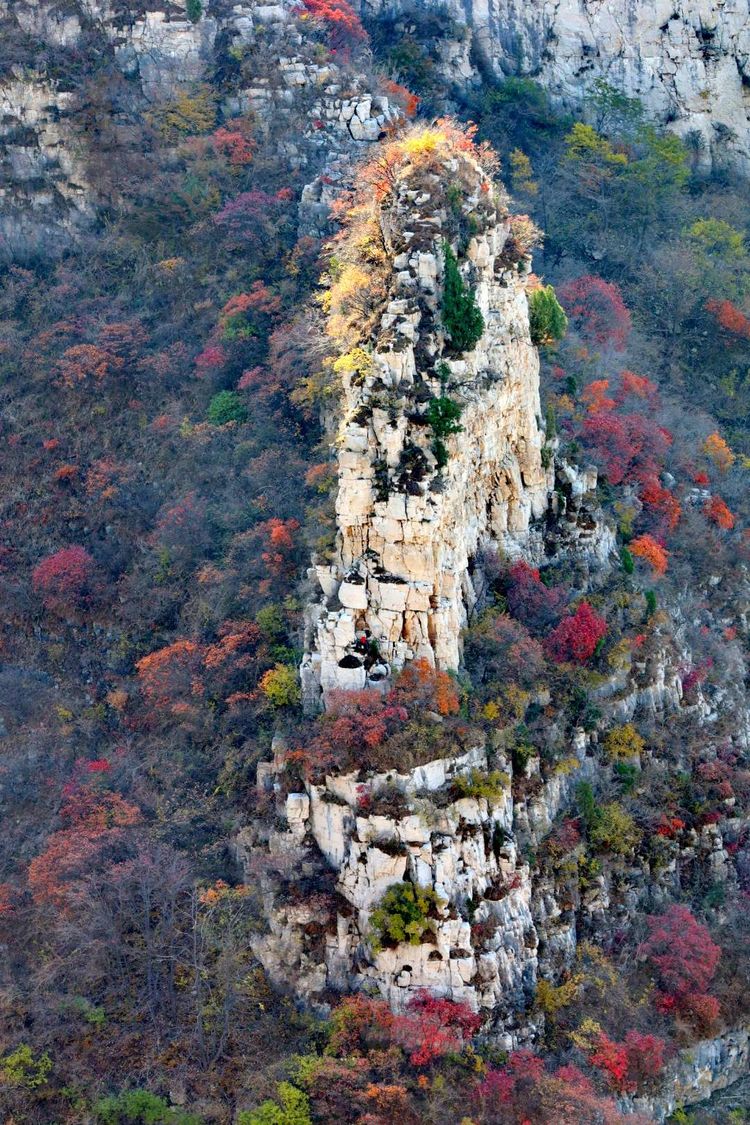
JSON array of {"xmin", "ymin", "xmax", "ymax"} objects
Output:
[
  {"xmin": 441, "ymin": 242, "xmax": 484, "ymax": 352},
  {"xmin": 528, "ymin": 285, "xmax": 567, "ymax": 346}
]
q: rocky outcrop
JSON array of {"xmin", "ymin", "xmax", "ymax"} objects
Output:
[
  {"xmin": 0, "ymin": 0, "xmax": 401, "ymax": 255},
  {"xmin": 242, "ymin": 640, "xmax": 692, "ymax": 1027},
  {"xmin": 628, "ymin": 1023, "xmax": 750, "ymax": 1121},
  {"xmin": 0, "ymin": 75, "xmax": 96, "ymax": 256},
  {"xmin": 301, "ymin": 141, "xmax": 559, "ymax": 705},
  {"xmin": 242, "ymin": 738, "xmax": 541, "ymax": 1024},
  {"xmin": 362, "ymin": 0, "xmax": 750, "ymax": 172}
]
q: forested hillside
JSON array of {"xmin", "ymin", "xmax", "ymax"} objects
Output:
[{"xmin": 0, "ymin": 2, "xmax": 749, "ymax": 1123}]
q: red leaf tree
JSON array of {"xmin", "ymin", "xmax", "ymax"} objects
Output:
[
  {"xmin": 705, "ymin": 298, "xmax": 750, "ymax": 341},
  {"xmin": 581, "ymin": 412, "xmax": 672, "ymax": 487},
  {"xmin": 28, "ymin": 788, "xmax": 141, "ymax": 911},
  {"xmin": 544, "ymin": 602, "xmax": 606, "ymax": 664},
  {"xmin": 32, "ymin": 546, "xmax": 96, "ymax": 612},
  {"xmin": 302, "ymin": 0, "xmax": 368, "ymax": 51},
  {"xmin": 391, "ymin": 991, "xmax": 481, "ymax": 1066},
  {"xmin": 639, "ymin": 904, "xmax": 721, "ymax": 1028},
  {"xmin": 589, "ymin": 1030, "xmax": 665, "ymax": 1093},
  {"xmin": 704, "ymin": 495, "xmax": 735, "ymax": 530},
  {"xmin": 559, "ymin": 275, "xmax": 632, "ymax": 351},
  {"xmin": 629, "ymin": 533, "xmax": 669, "ymax": 576}
]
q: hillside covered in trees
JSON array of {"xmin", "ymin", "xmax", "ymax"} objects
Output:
[{"xmin": 1, "ymin": 1, "xmax": 750, "ymax": 1123}]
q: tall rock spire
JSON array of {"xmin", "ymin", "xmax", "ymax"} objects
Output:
[{"xmin": 302, "ymin": 126, "xmax": 551, "ymax": 706}]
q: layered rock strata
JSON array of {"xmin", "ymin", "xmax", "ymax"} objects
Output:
[{"xmin": 302, "ymin": 144, "xmax": 552, "ymax": 705}]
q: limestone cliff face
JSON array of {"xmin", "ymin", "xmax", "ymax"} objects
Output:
[
  {"xmin": 0, "ymin": 0, "xmax": 228, "ymax": 251},
  {"xmin": 363, "ymin": 0, "xmax": 750, "ymax": 172},
  {"xmin": 241, "ymin": 641, "xmax": 699, "ymax": 1029},
  {"xmin": 247, "ymin": 742, "xmax": 539, "ymax": 1022},
  {"xmin": 303, "ymin": 143, "xmax": 551, "ymax": 704}
]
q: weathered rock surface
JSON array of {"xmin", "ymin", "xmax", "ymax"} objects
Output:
[
  {"xmin": 362, "ymin": 0, "xmax": 750, "ymax": 172},
  {"xmin": 242, "ymin": 642, "xmax": 702, "ymax": 1028},
  {"xmin": 628, "ymin": 1023, "xmax": 750, "ymax": 1120},
  {"xmin": 0, "ymin": 0, "xmax": 401, "ymax": 254},
  {"xmin": 302, "ymin": 147, "xmax": 563, "ymax": 704},
  {"xmin": 243, "ymin": 740, "xmax": 539, "ymax": 1019}
]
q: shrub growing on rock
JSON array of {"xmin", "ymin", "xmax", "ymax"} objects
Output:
[
  {"xmin": 604, "ymin": 724, "xmax": 645, "ymax": 761},
  {"xmin": 452, "ymin": 768, "xmax": 509, "ymax": 802},
  {"xmin": 426, "ymin": 394, "xmax": 463, "ymax": 468},
  {"xmin": 392, "ymin": 991, "xmax": 482, "ymax": 1066},
  {"xmin": 369, "ymin": 881, "xmax": 444, "ymax": 951},
  {"xmin": 639, "ymin": 905, "xmax": 720, "ymax": 1000},
  {"xmin": 590, "ymin": 802, "xmax": 641, "ymax": 855},
  {"xmin": 302, "ymin": 0, "xmax": 368, "ymax": 52}
]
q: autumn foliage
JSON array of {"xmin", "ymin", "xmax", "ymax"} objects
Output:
[
  {"xmin": 32, "ymin": 546, "xmax": 96, "ymax": 612},
  {"xmin": 589, "ymin": 1030, "xmax": 665, "ymax": 1092},
  {"xmin": 136, "ymin": 640, "xmax": 204, "ymax": 709},
  {"xmin": 706, "ymin": 298, "xmax": 750, "ymax": 340},
  {"xmin": 211, "ymin": 120, "xmax": 255, "ymax": 166},
  {"xmin": 581, "ymin": 411, "xmax": 672, "ymax": 487},
  {"xmin": 392, "ymin": 657, "xmax": 460, "ymax": 716},
  {"xmin": 392, "ymin": 992, "xmax": 482, "ymax": 1066},
  {"xmin": 505, "ymin": 561, "xmax": 568, "ymax": 633},
  {"xmin": 326, "ymin": 990, "xmax": 479, "ymax": 1068},
  {"xmin": 639, "ymin": 477, "xmax": 681, "ymax": 533},
  {"xmin": 476, "ymin": 1051, "xmax": 634, "ymax": 1124},
  {"xmin": 297, "ymin": 690, "xmax": 408, "ymax": 776},
  {"xmin": 618, "ymin": 370, "xmax": 658, "ymax": 403},
  {"xmin": 28, "ymin": 789, "xmax": 141, "ymax": 911},
  {"xmin": 0, "ymin": 12, "xmax": 747, "ymax": 1116},
  {"xmin": 704, "ymin": 495, "xmax": 735, "ymax": 529},
  {"xmin": 703, "ymin": 431, "xmax": 735, "ymax": 472},
  {"xmin": 545, "ymin": 602, "xmax": 607, "ymax": 664},
  {"xmin": 558, "ymin": 275, "xmax": 632, "ymax": 351},
  {"xmin": 56, "ymin": 343, "xmax": 124, "ymax": 387},
  {"xmin": 582, "ymin": 379, "xmax": 616, "ymax": 414},
  {"xmin": 301, "ymin": 0, "xmax": 367, "ymax": 51},
  {"xmin": 629, "ymin": 533, "xmax": 669, "ymax": 576},
  {"xmin": 639, "ymin": 905, "xmax": 721, "ymax": 1029}
]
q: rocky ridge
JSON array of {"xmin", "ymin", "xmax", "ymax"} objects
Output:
[
  {"xmin": 238, "ymin": 135, "xmax": 750, "ymax": 1119},
  {"xmin": 247, "ymin": 133, "xmax": 725, "ymax": 1036}
]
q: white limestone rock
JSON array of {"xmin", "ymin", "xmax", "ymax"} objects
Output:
[
  {"xmin": 305, "ymin": 152, "xmax": 553, "ymax": 698},
  {"xmin": 361, "ymin": 0, "xmax": 750, "ymax": 173}
]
